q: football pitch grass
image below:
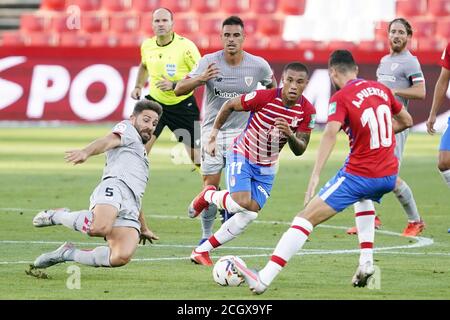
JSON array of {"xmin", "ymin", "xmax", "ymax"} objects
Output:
[{"xmin": 0, "ymin": 125, "xmax": 449, "ymax": 300}]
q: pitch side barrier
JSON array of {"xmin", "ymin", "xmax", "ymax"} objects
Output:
[{"xmin": 0, "ymin": 47, "xmax": 443, "ymax": 127}]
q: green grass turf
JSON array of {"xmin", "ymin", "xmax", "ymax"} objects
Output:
[{"xmin": 0, "ymin": 126, "xmax": 449, "ymax": 300}]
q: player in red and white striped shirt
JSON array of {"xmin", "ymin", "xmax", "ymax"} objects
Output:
[{"xmin": 188, "ymin": 62, "xmax": 316, "ymax": 266}]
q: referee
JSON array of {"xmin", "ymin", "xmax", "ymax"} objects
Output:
[{"xmin": 131, "ymin": 7, "xmax": 201, "ymax": 168}]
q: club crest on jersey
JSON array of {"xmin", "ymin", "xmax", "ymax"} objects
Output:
[
  {"xmin": 291, "ymin": 117, "xmax": 299, "ymax": 127},
  {"xmin": 328, "ymin": 102, "xmax": 337, "ymax": 115},
  {"xmin": 390, "ymin": 63, "xmax": 399, "ymax": 71},
  {"xmin": 113, "ymin": 122, "xmax": 127, "ymax": 134},
  {"xmin": 166, "ymin": 63, "xmax": 176, "ymax": 77},
  {"xmin": 229, "ymin": 175, "xmax": 236, "ymax": 187},
  {"xmin": 245, "ymin": 76, "xmax": 253, "ymax": 87}
]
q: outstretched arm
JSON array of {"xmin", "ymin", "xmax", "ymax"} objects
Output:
[
  {"xmin": 64, "ymin": 132, "xmax": 121, "ymax": 165},
  {"xmin": 174, "ymin": 63, "xmax": 220, "ymax": 96},
  {"xmin": 206, "ymin": 96, "xmax": 244, "ymax": 156},
  {"xmin": 427, "ymin": 67, "xmax": 450, "ymax": 134},
  {"xmin": 304, "ymin": 121, "xmax": 341, "ymax": 205}
]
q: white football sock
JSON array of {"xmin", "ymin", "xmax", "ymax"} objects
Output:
[
  {"xmin": 259, "ymin": 217, "xmax": 313, "ymax": 286},
  {"xmin": 196, "ymin": 210, "xmax": 257, "ymax": 253},
  {"xmin": 201, "ymin": 204, "xmax": 217, "ymax": 239},
  {"xmin": 204, "ymin": 190, "xmax": 245, "ymax": 213},
  {"xmin": 354, "ymin": 200, "xmax": 375, "ymax": 265},
  {"xmin": 440, "ymin": 168, "xmax": 450, "ymax": 187},
  {"xmin": 52, "ymin": 209, "xmax": 93, "ymax": 234},
  {"xmin": 65, "ymin": 246, "xmax": 111, "ymax": 267},
  {"xmin": 393, "ymin": 181, "xmax": 421, "ymax": 222}
]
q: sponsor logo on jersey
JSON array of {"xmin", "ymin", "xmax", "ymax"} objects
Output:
[
  {"xmin": 214, "ymin": 88, "xmax": 240, "ymax": 99},
  {"xmin": 245, "ymin": 76, "xmax": 253, "ymax": 87},
  {"xmin": 377, "ymin": 74, "xmax": 396, "ymax": 82},
  {"xmin": 166, "ymin": 63, "xmax": 176, "ymax": 77},
  {"xmin": 308, "ymin": 114, "xmax": 316, "ymax": 129},
  {"xmin": 229, "ymin": 175, "xmax": 236, "ymax": 187},
  {"xmin": 328, "ymin": 102, "xmax": 337, "ymax": 115}
]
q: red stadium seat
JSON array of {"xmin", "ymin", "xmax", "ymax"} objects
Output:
[
  {"xmin": 118, "ymin": 33, "xmax": 147, "ymax": 46},
  {"xmin": 51, "ymin": 13, "xmax": 78, "ymax": 33},
  {"xmin": 256, "ymin": 16, "xmax": 282, "ymax": 36},
  {"xmin": 191, "ymin": 0, "xmax": 220, "ymax": 13},
  {"xmin": 208, "ymin": 34, "xmax": 223, "ymax": 49},
  {"xmin": 374, "ymin": 20, "xmax": 389, "ymax": 40},
  {"xmin": 109, "ymin": 13, "xmax": 140, "ymax": 33},
  {"xmin": 201, "ymin": 16, "xmax": 223, "ymax": 35},
  {"xmin": 250, "ymin": 0, "xmax": 278, "ymax": 14},
  {"xmin": 139, "ymin": 13, "xmax": 152, "ymax": 33},
  {"xmin": 279, "ymin": 0, "xmax": 306, "ymax": 15},
  {"xmin": 187, "ymin": 34, "xmax": 210, "ymax": 49},
  {"xmin": 160, "ymin": 0, "xmax": 191, "ymax": 13},
  {"xmin": 2, "ymin": 31, "xmax": 25, "ymax": 46},
  {"xmin": 89, "ymin": 33, "xmax": 119, "ymax": 46},
  {"xmin": 428, "ymin": 0, "xmax": 450, "ymax": 16},
  {"xmin": 101, "ymin": 0, "xmax": 131, "ymax": 12},
  {"xmin": 222, "ymin": 0, "xmax": 250, "ymax": 14},
  {"xmin": 68, "ymin": 0, "xmax": 101, "ymax": 11},
  {"xmin": 327, "ymin": 40, "xmax": 357, "ymax": 51},
  {"xmin": 410, "ymin": 18, "xmax": 435, "ymax": 38},
  {"xmin": 173, "ymin": 15, "xmax": 199, "ymax": 34},
  {"xmin": 413, "ymin": 37, "xmax": 445, "ymax": 51},
  {"xmin": 435, "ymin": 19, "xmax": 450, "ymax": 39},
  {"xmin": 241, "ymin": 16, "xmax": 258, "ymax": 34},
  {"xmin": 132, "ymin": 0, "xmax": 161, "ymax": 12},
  {"xmin": 244, "ymin": 35, "xmax": 269, "ymax": 49},
  {"xmin": 267, "ymin": 37, "xmax": 297, "ymax": 50},
  {"xmin": 59, "ymin": 32, "xmax": 89, "ymax": 46},
  {"xmin": 41, "ymin": 0, "xmax": 66, "ymax": 11},
  {"xmin": 396, "ymin": 0, "xmax": 425, "ymax": 17},
  {"xmin": 20, "ymin": 14, "xmax": 48, "ymax": 33},
  {"xmin": 25, "ymin": 32, "xmax": 59, "ymax": 46},
  {"xmin": 80, "ymin": 14, "xmax": 105, "ymax": 32},
  {"xmin": 358, "ymin": 40, "xmax": 386, "ymax": 52}
]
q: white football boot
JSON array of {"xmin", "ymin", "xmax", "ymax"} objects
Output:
[
  {"xmin": 232, "ymin": 257, "xmax": 268, "ymax": 295},
  {"xmin": 33, "ymin": 242, "xmax": 75, "ymax": 268},
  {"xmin": 352, "ymin": 261, "xmax": 375, "ymax": 287},
  {"xmin": 32, "ymin": 208, "xmax": 69, "ymax": 227}
]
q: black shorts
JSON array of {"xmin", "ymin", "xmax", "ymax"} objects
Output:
[{"xmin": 146, "ymin": 94, "xmax": 200, "ymax": 149}]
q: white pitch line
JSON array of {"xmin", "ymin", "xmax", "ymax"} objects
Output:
[{"xmin": 0, "ymin": 208, "xmax": 439, "ymax": 265}]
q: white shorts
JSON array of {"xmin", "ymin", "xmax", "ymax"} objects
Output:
[
  {"xmin": 89, "ymin": 178, "xmax": 141, "ymax": 233},
  {"xmin": 200, "ymin": 129, "xmax": 241, "ymax": 175}
]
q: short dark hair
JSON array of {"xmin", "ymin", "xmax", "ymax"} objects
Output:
[
  {"xmin": 283, "ymin": 62, "xmax": 309, "ymax": 75},
  {"xmin": 388, "ymin": 18, "xmax": 412, "ymax": 36},
  {"xmin": 222, "ymin": 16, "xmax": 244, "ymax": 29},
  {"xmin": 328, "ymin": 50, "xmax": 357, "ymax": 73},
  {"xmin": 133, "ymin": 100, "xmax": 163, "ymax": 117},
  {"xmin": 152, "ymin": 7, "xmax": 174, "ymax": 21}
]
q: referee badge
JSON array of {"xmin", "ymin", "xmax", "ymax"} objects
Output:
[{"xmin": 166, "ymin": 63, "xmax": 176, "ymax": 77}]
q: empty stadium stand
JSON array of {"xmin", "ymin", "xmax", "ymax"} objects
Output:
[{"xmin": 0, "ymin": 0, "xmax": 448, "ymax": 51}]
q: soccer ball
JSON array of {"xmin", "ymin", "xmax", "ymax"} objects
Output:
[{"xmin": 212, "ymin": 255, "xmax": 246, "ymax": 287}]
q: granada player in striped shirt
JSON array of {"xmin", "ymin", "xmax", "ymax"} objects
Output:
[
  {"xmin": 188, "ymin": 62, "xmax": 316, "ymax": 266},
  {"xmin": 426, "ymin": 42, "xmax": 450, "ymax": 187},
  {"xmin": 234, "ymin": 50, "xmax": 413, "ymax": 294}
]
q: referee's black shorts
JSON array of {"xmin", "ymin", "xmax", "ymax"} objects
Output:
[{"xmin": 146, "ymin": 94, "xmax": 200, "ymax": 149}]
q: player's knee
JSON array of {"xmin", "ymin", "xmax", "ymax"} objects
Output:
[
  {"xmin": 109, "ymin": 252, "xmax": 132, "ymax": 267},
  {"xmin": 438, "ymin": 161, "xmax": 450, "ymax": 172},
  {"xmin": 88, "ymin": 225, "xmax": 113, "ymax": 237}
]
